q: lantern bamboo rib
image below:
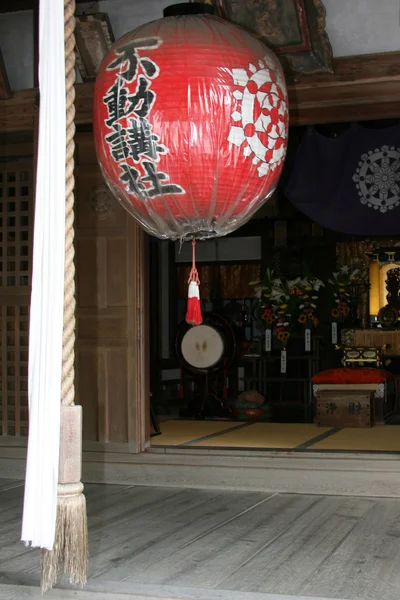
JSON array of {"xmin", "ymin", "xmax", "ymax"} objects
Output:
[{"xmin": 62, "ymin": 0, "xmax": 76, "ymax": 408}]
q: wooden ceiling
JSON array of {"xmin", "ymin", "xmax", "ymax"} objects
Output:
[{"xmin": 0, "ymin": 1, "xmax": 399, "ymax": 129}]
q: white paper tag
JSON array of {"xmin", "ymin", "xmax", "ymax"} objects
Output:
[
  {"xmin": 265, "ymin": 329, "xmax": 272, "ymax": 352},
  {"xmin": 281, "ymin": 349, "xmax": 287, "ymax": 374},
  {"xmin": 305, "ymin": 329, "xmax": 311, "ymax": 352},
  {"xmin": 331, "ymin": 322, "xmax": 338, "ymax": 345}
]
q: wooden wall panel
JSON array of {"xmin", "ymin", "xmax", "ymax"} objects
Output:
[
  {"xmin": 0, "ymin": 133, "xmax": 147, "ymax": 447},
  {"xmin": 76, "ymin": 179, "xmax": 127, "ymax": 230},
  {"xmin": 106, "ymin": 348, "xmax": 128, "ymax": 443},
  {"xmin": 76, "ymin": 238, "xmax": 98, "ymax": 308},
  {"xmin": 74, "ymin": 132, "xmax": 147, "ymax": 447},
  {"xmin": 77, "ymin": 309, "xmax": 127, "ymax": 340},
  {"xmin": 0, "ymin": 160, "xmax": 33, "ymax": 438},
  {"xmin": 106, "ymin": 238, "xmax": 127, "ymax": 307},
  {"xmin": 76, "ymin": 348, "xmax": 99, "ymax": 441}
]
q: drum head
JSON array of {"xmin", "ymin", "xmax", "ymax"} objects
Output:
[{"xmin": 181, "ymin": 324, "xmax": 224, "ymax": 369}]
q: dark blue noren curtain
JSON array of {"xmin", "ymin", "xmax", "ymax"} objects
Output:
[{"xmin": 286, "ymin": 125, "xmax": 400, "ymax": 235}]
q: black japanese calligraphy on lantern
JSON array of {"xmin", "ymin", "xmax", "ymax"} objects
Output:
[
  {"xmin": 119, "ymin": 163, "xmax": 146, "ymax": 198},
  {"xmin": 141, "ymin": 161, "xmax": 185, "ymax": 198},
  {"xmin": 104, "ymin": 81, "xmax": 130, "ymax": 127},
  {"xmin": 119, "ymin": 161, "xmax": 184, "ymax": 200},
  {"xmin": 126, "ymin": 117, "xmax": 166, "ymax": 162},
  {"xmin": 103, "ymin": 35, "xmax": 186, "ymax": 203},
  {"xmin": 105, "ymin": 124, "xmax": 129, "ymax": 162},
  {"xmin": 127, "ymin": 76, "xmax": 156, "ymax": 119},
  {"xmin": 103, "ymin": 77, "xmax": 155, "ymax": 126},
  {"xmin": 106, "ymin": 38, "xmax": 162, "ymax": 82}
]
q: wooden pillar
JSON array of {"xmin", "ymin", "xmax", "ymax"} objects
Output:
[{"xmin": 127, "ymin": 221, "xmax": 150, "ymax": 451}]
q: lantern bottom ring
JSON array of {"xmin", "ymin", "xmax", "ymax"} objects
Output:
[{"xmin": 169, "ymin": 217, "xmax": 237, "ymax": 242}]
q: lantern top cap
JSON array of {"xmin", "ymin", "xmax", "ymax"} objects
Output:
[{"xmin": 163, "ymin": 3, "xmax": 215, "ymax": 17}]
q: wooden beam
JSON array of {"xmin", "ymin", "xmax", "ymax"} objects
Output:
[
  {"xmin": 0, "ymin": 51, "xmax": 399, "ymax": 131},
  {"xmin": 0, "ymin": 48, "xmax": 11, "ymax": 99},
  {"xmin": 290, "ymin": 101, "xmax": 400, "ymax": 126},
  {"xmin": 292, "ymin": 51, "xmax": 400, "ymax": 86},
  {"xmin": 0, "ymin": 89, "xmax": 37, "ymax": 131},
  {"xmin": 288, "ymin": 51, "xmax": 400, "ymax": 125},
  {"xmin": 0, "ymin": 0, "xmax": 35, "ymax": 11},
  {"xmin": 0, "ymin": 0, "xmax": 93, "ymax": 12}
]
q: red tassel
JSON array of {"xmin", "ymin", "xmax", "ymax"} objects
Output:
[
  {"xmin": 185, "ymin": 240, "xmax": 203, "ymax": 326},
  {"xmin": 223, "ymin": 359, "xmax": 228, "ymax": 399}
]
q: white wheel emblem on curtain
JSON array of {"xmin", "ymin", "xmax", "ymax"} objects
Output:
[{"xmin": 353, "ymin": 145, "xmax": 400, "ymax": 213}]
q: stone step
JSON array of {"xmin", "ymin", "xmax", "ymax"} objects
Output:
[{"xmin": 0, "ymin": 578, "xmax": 351, "ymax": 600}]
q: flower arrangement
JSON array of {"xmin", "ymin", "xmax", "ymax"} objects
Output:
[
  {"xmin": 295, "ymin": 277, "xmax": 324, "ymax": 329},
  {"xmin": 250, "ymin": 263, "xmax": 366, "ymax": 353},
  {"xmin": 251, "ymin": 272, "xmax": 302, "ymax": 346},
  {"xmin": 253, "ymin": 269, "xmax": 278, "ymax": 328},
  {"xmin": 273, "ymin": 279, "xmax": 298, "ymax": 345},
  {"xmin": 328, "ymin": 265, "xmax": 361, "ymax": 323}
]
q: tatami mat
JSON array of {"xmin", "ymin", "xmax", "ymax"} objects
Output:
[
  {"xmin": 312, "ymin": 425, "xmax": 400, "ymax": 452},
  {"xmin": 154, "ymin": 419, "xmax": 239, "ymax": 446},
  {"xmin": 152, "ymin": 419, "xmax": 400, "ymax": 452},
  {"xmin": 192, "ymin": 423, "xmax": 331, "ymax": 449}
]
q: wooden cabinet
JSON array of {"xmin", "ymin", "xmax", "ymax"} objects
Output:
[{"xmin": 316, "ymin": 390, "xmax": 373, "ymax": 428}]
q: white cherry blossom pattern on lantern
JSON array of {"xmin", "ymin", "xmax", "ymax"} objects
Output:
[
  {"xmin": 228, "ymin": 56, "xmax": 288, "ymax": 178},
  {"xmin": 353, "ymin": 145, "xmax": 400, "ymax": 213}
]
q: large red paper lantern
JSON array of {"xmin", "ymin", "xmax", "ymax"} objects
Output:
[{"xmin": 94, "ymin": 13, "xmax": 288, "ymax": 242}]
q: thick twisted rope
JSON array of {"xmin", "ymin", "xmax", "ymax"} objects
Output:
[
  {"xmin": 62, "ymin": 0, "xmax": 76, "ymax": 407},
  {"xmin": 41, "ymin": 2, "xmax": 86, "ymax": 591}
]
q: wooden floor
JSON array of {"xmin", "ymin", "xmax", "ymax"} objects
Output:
[
  {"xmin": 152, "ymin": 420, "xmax": 400, "ymax": 453},
  {"xmin": 2, "ymin": 478, "xmax": 400, "ymax": 599}
]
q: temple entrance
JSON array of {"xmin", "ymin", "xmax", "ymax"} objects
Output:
[
  {"xmin": 0, "ymin": 0, "xmax": 400, "ymax": 467},
  {"xmin": 148, "ymin": 120, "xmax": 400, "ymax": 454}
]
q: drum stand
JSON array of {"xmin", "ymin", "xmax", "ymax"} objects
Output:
[
  {"xmin": 182, "ymin": 369, "xmax": 231, "ymax": 420},
  {"xmin": 150, "ymin": 393, "xmax": 162, "ymax": 437},
  {"xmin": 176, "ymin": 312, "xmax": 236, "ymax": 420}
]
